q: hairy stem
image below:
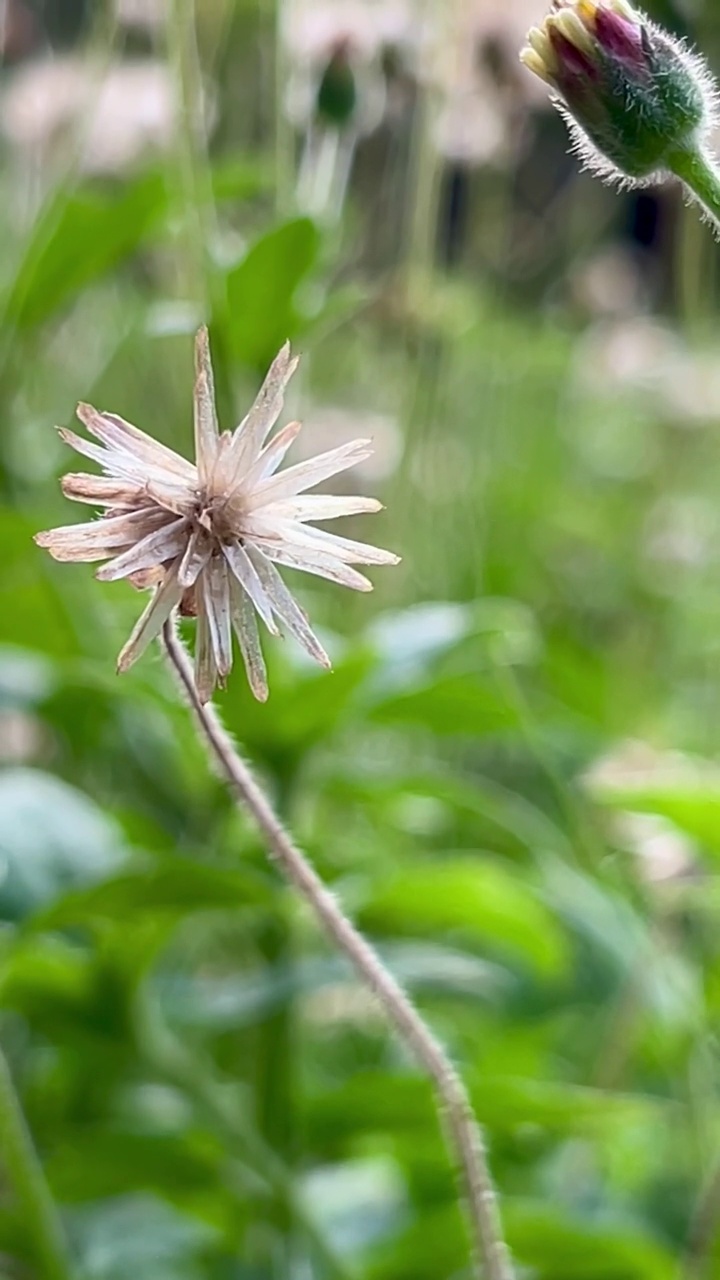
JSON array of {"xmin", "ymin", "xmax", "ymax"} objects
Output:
[
  {"xmin": 667, "ymin": 147, "xmax": 720, "ymax": 232},
  {"xmin": 161, "ymin": 619, "xmax": 514, "ymax": 1280},
  {"xmin": 0, "ymin": 1045, "xmax": 72, "ymax": 1280}
]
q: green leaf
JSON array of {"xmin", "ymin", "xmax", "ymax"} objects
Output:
[
  {"xmin": 225, "ymin": 217, "xmax": 320, "ymax": 369},
  {"xmin": 159, "ymin": 943, "xmax": 511, "ymax": 1031},
  {"xmin": 0, "ymin": 769, "xmax": 126, "ymax": 919},
  {"xmin": 4, "ymin": 173, "xmax": 167, "ymax": 331},
  {"xmin": 71, "ymin": 1195, "xmax": 218, "ymax": 1280},
  {"xmin": 35, "ymin": 859, "xmax": 271, "ymax": 930},
  {"xmin": 506, "ymin": 1202, "xmax": 677, "ymax": 1279},
  {"xmin": 369, "ymin": 599, "xmax": 540, "ymax": 693},
  {"xmin": 211, "ymin": 154, "xmax": 273, "ymax": 203},
  {"xmin": 358, "ymin": 858, "xmax": 568, "ymax": 977},
  {"xmin": 47, "ymin": 1131, "xmax": 223, "ymax": 1202},
  {"xmin": 469, "ymin": 1076, "xmax": 674, "ymax": 1138},
  {"xmin": 370, "ymin": 673, "xmax": 520, "ymax": 736}
]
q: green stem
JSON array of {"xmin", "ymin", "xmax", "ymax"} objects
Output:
[
  {"xmin": 166, "ymin": 0, "xmax": 235, "ymax": 429},
  {"xmin": 253, "ymin": 908, "xmax": 296, "ymax": 1278},
  {"xmin": 273, "ymin": 0, "xmax": 294, "ymax": 217},
  {"xmin": 166, "ymin": 0, "xmax": 214, "ymax": 312},
  {"xmin": 667, "ymin": 147, "xmax": 720, "ymax": 229},
  {"xmin": 0, "ymin": 1046, "xmax": 72, "ymax": 1280}
]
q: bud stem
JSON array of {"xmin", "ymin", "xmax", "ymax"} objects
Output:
[{"xmin": 667, "ymin": 147, "xmax": 720, "ymax": 232}]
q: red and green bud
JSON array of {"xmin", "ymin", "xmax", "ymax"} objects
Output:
[{"xmin": 521, "ymin": 0, "xmax": 717, "ymax": 185}]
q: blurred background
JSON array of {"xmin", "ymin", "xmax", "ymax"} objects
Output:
[{"xmin": 4, "ymin": 0, "xmax": 720, "ymax": 1277}]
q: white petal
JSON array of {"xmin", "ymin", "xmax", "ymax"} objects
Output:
[
  {"xmin": 34, "ymin": 507, "xmax": 167, "ymax": 562},
  {"xmin": 248, "ymin": 547, "xmax": 331, "ymax": 668},
  {"xmin": 202, "ymin": 556, "xmax": 233, "ymax": 679},
  {"xmin": 209, "ymin": 430, "xmax": 234, "ymax": 492},
  {"xmin": 251, "ymin": 540, "xmax": 373, "ymax": 591},
  {"xmin": 117, "ymin": 560, "xmax": 184, "ymax": 672},
  {"xmin": 194, "ymin": 326, "xmax": 220, "ymax": 486},
  {"xmin": 178, "ymin": 526, "xmax": 212, "ymax": 588},
  {"xmin": 244, "ymin": 518, "xmax": 399, "ymax": 566},
  {"xmin": 76, "ymin": 403, "xmax": 195, "ymax": 481},
  {"xmin": 228, "ymin": 574, "xmax": 268, "ymax": 701},
  {"xmin": 287, "ymin": 523, "xmax": 400, "ymax": 565},
  {"xmin": 257, "ymin": 495, "xmax": 383, "ymax": 522},
  {"xmin": 58, "ymin": 428, "xmax": 191, "ymax": 491},
  {"xmin": 222, "ymin": 541, "xmax": 279, "ymax": 635},
  {"xmin": 57, "ymin": 427, "xmax": 121, "ymax": 472},
  {"xmin": 95, "ymin": 518, "xmax": 189, "ymax": 582},
  {"xmin": 250, "ymin": 439, "xmax": 373, "ymax": 504},
  {"xmin": 242, "ymin": 419, "xmax": 303, "ymax": 489},
  {"xmin": 225, "ymin": 343, "xmax": 299, "ymax": 485},
  {"xmin": 194, "ymin": 596, "xmax": 218, "ymax": 703}
]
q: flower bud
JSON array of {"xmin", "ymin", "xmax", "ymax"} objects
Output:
[{"xmin": 520, "ymin": 1, "xmax": 717, "ymax": 185}]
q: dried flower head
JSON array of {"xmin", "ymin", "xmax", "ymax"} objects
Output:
[
  {"xmin": 520, "ymin": 0, "xmax": 718, "ymax": 187},
  {"xmin": 35, "ymin": 329, "xmax": 400, "ymax": 702}
]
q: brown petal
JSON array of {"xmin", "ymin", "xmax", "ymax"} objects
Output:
[
  {"xmin": 228, "ymin": 573, "xmax": 268, "ymax": 701},
  {"xmin": 128, "ymin": 567, "xmax": 167, "ymax": 592},
  {"xmin": 202, "ymin": 556, "xmax": 233, "ymax": 679},
  {"xmin": 116, "ymin": 560, "xmax": 184, "ymax": 673},
  {"xmin": 95, "ymin": 518, "xmax": 189, "ymax": 583},
  {"xmin": 194, "ymin": 597, "xmax": 218, "ymax": 703},
  {"xmin": 61, "ymin": 473, "xmax": 142, "ymax": 507},
  {"xmin": 34, "ymin": 508, "xmax": 167, "ymax": 563}
]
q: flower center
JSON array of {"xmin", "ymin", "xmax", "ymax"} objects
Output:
[{"xmin": 193, "ymin": 489, "xmax": 244, "ymax": 545}]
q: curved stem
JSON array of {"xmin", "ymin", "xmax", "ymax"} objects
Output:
[
  {"xmin": 0, "ymin": 1045, "xmax": 72, "ymax": 1280},
  {"xmin": 667, "ymin": 147, "xmax": 720, "ymax": 232},
  {"xmin": 161, "ymin": 619, "xmax": 514, "ymax": 1280}
]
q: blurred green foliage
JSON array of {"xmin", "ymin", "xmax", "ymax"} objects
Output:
[{"xmin": 3, "ymin": 0, "xmax": 720, "ymax": 1278}]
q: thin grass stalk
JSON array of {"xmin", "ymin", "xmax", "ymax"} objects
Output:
[
  {"xmin": 161, "ymin": 617, "xmax": 514, "ymax": 1280},
  {"xmin": 0, "ymin": 1044, "xmax": 72, "ymax": 1280}
]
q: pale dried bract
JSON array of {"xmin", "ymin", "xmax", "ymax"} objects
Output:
[{"xmin": 35, "ymin": 329, "xmax": 399, "ymax": 702}]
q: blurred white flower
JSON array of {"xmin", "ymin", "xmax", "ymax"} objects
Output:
[
  {"xmin": 0, "ymin": 710, "xmax": 43, "ymax": 764},
  {"xmin": 575, "ymin": 318, "xmax": 684, "ymax": 397},
  {"xmin": 113, "ymin": 0, "xmax": 166, "ymax": 33},
  {"xmin": 1, "ymin": 57, "xmax": 178, "ymax": 175},
  {"xmin": 644, "ymin": 494, "xmax": 718, "ymax": 570},
  {"xmin": 423, "ymin": 0, "xmax": 550, "ymax": 165},
  {"xmin": 282, "ymin": 0, "xmax": 416, "ymax": 65},
  {"xmin": 570, "ymin": 247, "xmax": 647, "ymax": 318},
  {"xmin": 574, "ymin": 318, "xmax": 720, "ymax": 429},
  {"xmin": 614, "ymin": 812, "xmax": 696, "ymax": 885},
  {"xmin": 585, "ymin": 740, "xmax": 707, "ymax": 884},
  {"xmin": 585, "ymin": 738, "xmax": 720, "ymax": 796},
  {"xmin": 433, "ymin": 83, "xmax": 509, "ymax": 166}
]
